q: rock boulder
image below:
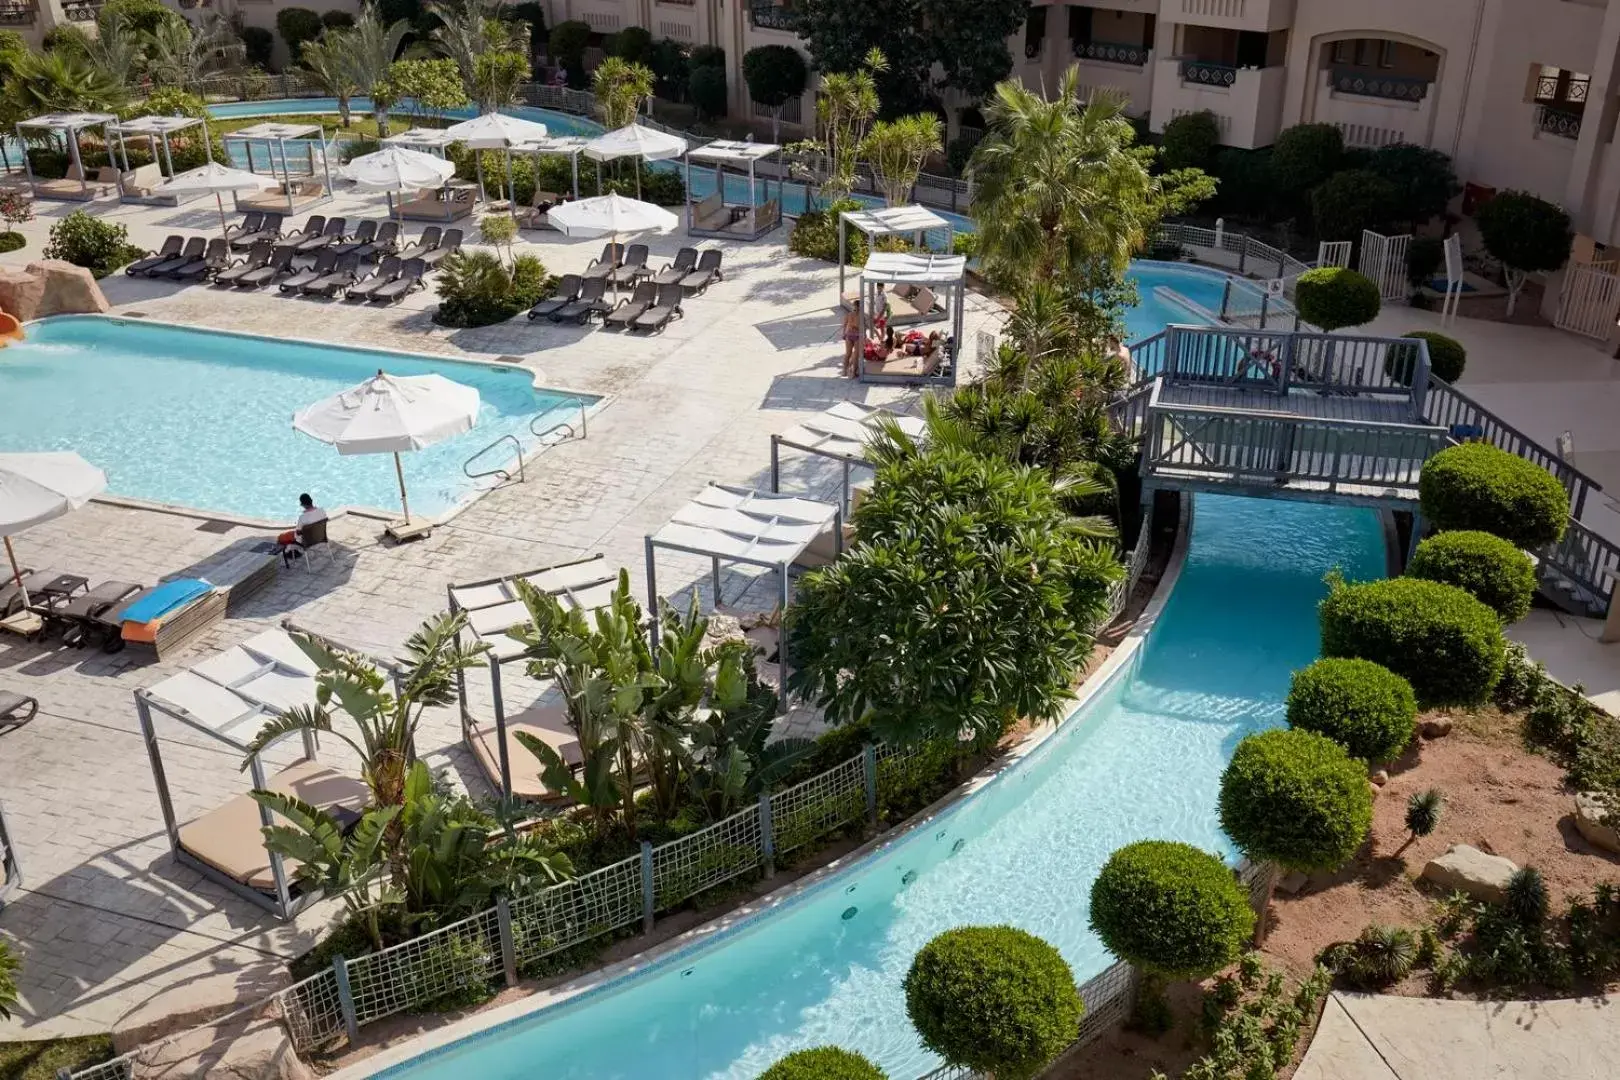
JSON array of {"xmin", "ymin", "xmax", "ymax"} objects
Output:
[
  {"xmin": 0, "ymin": 264, "xmax": 45, "ymax": 321},
  {"xmin": 29, "ymin": 258, "xmax": 109, "ymax": 317},
  {"xmin": 1420, "ymin": 844, "xmax": 1518, "ymax": 903},
  {"xmin": 1575, "ymin": 792, "xmax": 1620, "ymax": 855},
  {"xmin": 131, "ymin": 1017, "xmax": 313, "ymax": 1080}
]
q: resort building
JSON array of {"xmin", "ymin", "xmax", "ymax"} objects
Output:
[{"xmin": 2, "ymin": 0, "xmax": 105, "ymax": 49}]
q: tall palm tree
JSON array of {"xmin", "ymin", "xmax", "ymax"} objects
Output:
[
  {"xmin": 3, "ymin": 50, "xmax": 128, "ymax": 119},
  {"xmin": 142, "ymin": 13, "xmax": 245, "ymax": 90},
  {"xmin": 300, "ymin": 31, "xmax": 359, "ymax": 126},
  {"xmin": 591, "ymin": 56, "xmax": 655, "ymax": 130},
  {"xmin": 343, "ymin": 12, "xmax": 410, "ymax": 136},
  {"xmin": 815, "ymin": 49, "xmax": 884, "ymax": 202},
  {"xmin": 860, "ymin": 113, "xmax": 943, "ymax": 206},
  {"xmin": 81, "ymin": 12, "xmax": 143, "ymax": 91},
  {"xmin": 426, "ymin": 0, "xmax": 506, "ymax": 96}
]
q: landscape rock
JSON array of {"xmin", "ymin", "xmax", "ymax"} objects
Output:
[
  {"xmin": 700, "ymin": 613, "xmax": 745, "ymax": 652},
  {"xmin": 1574, "ymin": 792, "xmax": 1620, "ymax": 855},
  {"xmin": 131, "ymin": 1017, "xmax": 312, "ymax": 1080},
  {"xmin": 0, "ymin": 264, "xmax": 45, "ymax": 321},
  {"xmin": 1421, "ymin": 717, "xmax": 1454, "ymax": 739},
  {"xmin": 1276, "ymin": 870, "xmax": 1309, "ymax": 895},
  {"xmin": 1420, "ymin": 844, "xmax": 1519, "ymax": 903},
  {"xmin": 1370, "ymin": 770, "xmax": 1390, "ymax": 786},
  {"xmin": 113, "ymin": 966, "xmax": 289, "ymax": 1053},
  {"xmin": 30, "ymin": 258, "xmax": 109, "ymax": 316}
]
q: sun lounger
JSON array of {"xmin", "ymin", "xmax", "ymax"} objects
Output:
[
  {"xmin": 652, "ymin": 247, "xmax": 697, "ymax": 286},
  {"xmin": 230, "ymin": 211, "xmax": 284, "ymax": 251},
  {"xmin": 419, "ymin": 227, "xmax": 462, "ymax": 271},
  {"xmin": 0, "ymin": 568, "xmax": 37, "ymax": 616},
  {"xmin": 214, "ymin": 242, "xmax": 272, "ymax": 285},
  {"xmin": 608, "ymin": 244, "xmax": 649, "ymax": 286},
  {"xmin": 329, "ymin": 219, "xmax": 377, "ymax": 257},
  {"xmin": 167, "ymin": 239, "xmax": 230, "ymax": 281},
  {"xmin": 527, "ymin": 274, "xmax": 581, "ymax": 320},
  {"xmin": 369, "ymin": 257, "xmax": 425, "ymax": 303},
  {"xmin": 222, "ymin": 212, "xmax": 264, "ymax": 245},
  {"xmin": 126, "ymin": 235, "xmax": 184, "ymax": 276},
  {"xmin": 680, "ymin": 248, "xmax": 724, "ymax": 293},
  {"xmin": 603, "ymin": 281, "xmax": 656, "ymax": 329},
  {"xmin": 50, "ymin": 580, "xmax": 141, "ymax": 648},
  {"xmin": 397, "ymin": 225, "xmax": 441, "ymax": 261},
  {"xmin": 283, "ymin": 214, "xmax": 326, "ymax": 249},
  {"xmin": 296, "ymin": 216, "xmax": 346, "ymax": 254},
  {"xmin": 302, "ymin": 252, "xmax": 361, "ymax": 296},
  {"xmin": 354, "ymin": 220, "xmax": 399, "ymax": 260},
  {"xmin": 234, "ymin": 245, "xmax": 298, "ymax": 288},
  {"xmin": 0, "ymin": 691, "xmax": 36, "ymax": 732},
  {"xmin": 346, "ymin": 255, "xmax": 401, "ymax": 300},
  {"xmin": 887, "ymin": 285, "xmax": 942, "ymax": 326},
  {"xmin": 279, "ymin": 249, "xmax": 338, "ymax": 293},
  {"xmin": 553, "ymin": 276, "xmax": 610, "ymax": 323},
  {"xmin": 581, "ymin": 243, "xmax": 624, "ymax": 282},
  {"xmin": 631, "ymin": 284, "xmax": 684, "ymax": 333},
  {"xmin": 145, "ymin": 237, "xmax": 205, "ymax": 278}
]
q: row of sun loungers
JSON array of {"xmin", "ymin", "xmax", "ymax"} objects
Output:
[{"xmin": 527, "ymin": 244, "xmax": 722, "ymax": 332}]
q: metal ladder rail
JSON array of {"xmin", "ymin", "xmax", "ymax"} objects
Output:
[
  {"xmin": 530, "ymin": 395, "xmax": 590, "ymax": 443},
  {"xmin": 463, "ymin": 433, "xmax": 524, "ymax": 483}
]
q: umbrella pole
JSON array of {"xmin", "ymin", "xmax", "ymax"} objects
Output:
[
  {"xmin": 393, "ymin": 451, "xmax": 411, "ymax": 524},
  {"xmin": 4, "ymin": 535, "xmax": 26, "ymax": 608},
  {"xmin": 215, "ymin": 191, "xmax": 229, "ymax": 243}
]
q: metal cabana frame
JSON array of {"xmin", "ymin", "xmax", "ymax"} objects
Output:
[
  {"xmin": 15, "ymin": 112, "xmax": 118, "ymax": 201},
  {"xmin": 133, "ymin": 625, "xmax": 386, "ymax": 919},
  {"xmin": 770, "ymin": 400, "xmax": 927, "ymax": 511},
  {"xmin": 377, "ymin": 127, "xmax": 474, "ymax": 222},
  {"xmin": 685, "ymin": 140, "xmax": 783, "ymax": 240},
  {"xmin": 0, "ymin": 799, "xmax": 20, "ymax": 908},
  {"xmin": 109, "ymin": 115, "xmax": 213, "ymax": 205},
  {"xmin": 857, "ymin": 251, "xmax": 967, "ymax": 386},
  {"xmin": 645, "ymin": 484, "xmax": 842, "ymax": 709},
  {"xmin": 516, "ymin": 135, "xmax": 589, "ymax": 202},
  {"xmin": 837, "ymin": 204, "xmax": 954, "ymax": 308},
  {"xmin": 446, "ymin": 554, "xmax": 619, "ymax": 799},
  {"xmin": 223, "ymin": 122, "xmax": 334, "ymax": 214}
]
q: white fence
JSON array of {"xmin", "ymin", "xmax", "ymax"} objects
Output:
[
  {"xmin": 1153, "ymin": 223, "xmax": 1313, "ymax": 283},
  {"xmin": 1358, "ymin": 229, "xmax": 1413, "ymax": 301},
  {"xmin": 1317, "ymin": 240, "xmax": 1353, "ymax": 270},
  {"xmin": 1555, "ymin": 261, "xmax": 1620, "ymax": 340}
]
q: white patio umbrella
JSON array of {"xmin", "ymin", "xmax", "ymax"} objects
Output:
[
  {"xmin": 341, "ymin": 146, "xmax": 456, "ymax": 224},
  {"xmin": 547, "ymin": 194, "xmax": 679, "ymax": 297},
  {"xmin": 155, "ymin": 161, "xmax": 277, "ymax": 241},
  {"xmin": 0, "ymin": 451, "xmax": 106, "ymax": 602},
  {"xmin": 292, "ymin": 370, "xmax": 480, "ymax": 529},
  {"xmin": 584, "ymin": 124, "xmax": 688, "ymax": 200},
  {"xmin": 443, "ymin": 112, "xmax": 549, "ymax": 204}
]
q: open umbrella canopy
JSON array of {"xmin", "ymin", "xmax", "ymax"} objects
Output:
[
  {"xmin": 0, "ymin": 451, "xmax": 106, "ymax": 535},
  {"xmin": 584, "ymin": 124, "xmax": 688, "ymax": 163},
  {"xmin": 341, "ymin": 145, "xmax": 456, "ymax": 192},
  {"xmin": 546, "ymin": 193, "xmax": 678, "ymax": 238},
  {"xmin": 293, "ymin": 370, "xmax": 480, "ymax": 456},
  {"xmin": 157, "ymin": 161, "xmax": 276, "ymax": 195},
  {"xmin": 443, "ymin": 112, "xmax": 549, "ymax": 149}
]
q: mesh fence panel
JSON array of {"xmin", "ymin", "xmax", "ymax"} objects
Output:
[
  {"xmin": 1237, "ymin": 858, "xmax": 1276, "ymax": 914},
  {"xmin": 66, "ymin": 1056, "xmax": 135, "ymax": 1080},
  {"xmin": 277, "ymin": 968, "xmax": 348, "ymax": 1053},
  {"xmin": 769, "ymin": 753, "xmax": 867, "ymax": 857},
  {"xmin": 346, "ymin": 908, "xmax": 504, "ymax": 1027},
  {"xmin": 650, "ymin": 805, "xmax": 764, "ymax": 910},
  {"xmin": 1074, "ymin": 960, "xmax": 1139, "ymax": 1046},
  {"xmin": 509, "ymin": 854, "xmax": 645, "ymax": 969}
]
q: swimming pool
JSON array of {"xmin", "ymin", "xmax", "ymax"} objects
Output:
[{"xmin": 0, "ymin": 317, "xmax": 593, "ymax": 522}]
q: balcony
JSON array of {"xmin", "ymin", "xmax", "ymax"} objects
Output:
[
  {"xmin": 1180, "ymin": 58, "xmax": 1237, "ymax": 87},
  {"xmin": 1074, "ymin": 39, "xmax": 1151, "ymax": 68},
  {"xmin": 1153, "ymin": 57, "xmax": 1285, "ymax": 148},
  {"xmin": 1536, "ymin": 104, "xmax": 1584, "ymax": 140},
  {"xmin": 1329, "ymin": 68, "xmax": 1429, "ymax": 104},
  {"xmin": 750, "ymin": 3, "xmax": 799, "ymax": 33},
  {"xmin": 1314, "ymin": 69, "xmax": 1437, "ymax": 149},
  {"xmin": 1173, "ymin": 0, "xmax": 1294, "ymax": 33},
  {"xmin": 0, "ymin": 1, "xmax": 34, "ymax": 24},
  {"xmin": 63, "ymin": 0, "xmax": 102, "ymax": 20}
]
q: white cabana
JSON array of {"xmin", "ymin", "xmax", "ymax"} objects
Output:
[
  {"xmin": 133, "ymin": 627, "xmax": 377, "ymax": 918},
  {"xmin": 857, "ymin": 251, "xmax": 967, "ymax": 386},
  {"xmin": 446, "ymin": 554, "xmax": 620, "ymax": 798},
  {"xmin": 15, "ymin": 112, "xmax": 118, "ymax": 202},
  {"xmin": 645, "ymin": 485, "xmax": 843, "ymax": 707},
  {"xmin": 342, "ymin": 145, "xmax": 456, "ymax": 224},
  {"xmin": 585, "ymin": 123, "xmax": 687, "ymax": 200},
  {"xmin": 108, "ymin": 115, "xmax": 212, "ymax": 204},
  {"xmin": 515, "ymin": 134, "xmax": 590, "ymax": 203},
  {"xmin": 837, "ymin": 204, "xmax": 954, "ymax": 307},
  {"xmin": 380, "ymin": 127, "xmax": 459, "ymax": 156},
  {"xmin": 157, "ymin": 163, "xmax": 277, "ymax": 241},
  {"xmin": 685, "ymin": 139, "xmax": 783, "ymax": 240},
  {"xmin": 223, "ymin": 122, "xmax": 334, "ymax": 214},
  {"xmin": 770, "ymin": 401, "xmax": 928, "ymax": 511},
  {"xmin": 444, "ymin": 112, "xmax": 550, "ymax": 205}
]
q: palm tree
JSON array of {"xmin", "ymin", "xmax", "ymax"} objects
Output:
[
  {"xmin": 815, "ymin": 49, "xmax": 884, "ymax": 202},
  {"xmin": 591, "ymin": 56, "xmax": 655, "ymax": 130},
  {"xmin": 250, "ymin": 793, "xmax": 402, "ymax": 950},
  {"xmin": 860, "ymin": 113, "xmax": 943, "ymax": 206},
  {"xmin": 142, "ymin": 14, "xmax": 244, "ymax": 89},
  {"xmin": 300, "ymin": 31, "xmax": 359, "ymax": 127},
  {"xmin": 344, "ymin": 12, "xmax": 410, "ymax": 136},
  {"xmin": 81, "ymin": 12, "xmax": 143, "ymax": 91},
  {"xmin": 3, "ymin": 50, "xmax": 129, "ymax": 118},
  {"xmin": 426, "ymin": 0, "xmax": 506, "ymax": 96}
]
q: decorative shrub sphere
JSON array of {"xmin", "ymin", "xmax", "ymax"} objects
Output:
[
  {"xmin": 1218, "ymin": 729, "xmax": 1374, "ymax": 873},
  {"xmin": 904, "ymin": 926, "xmax": 1082, "ymax": 1080},
  {"xmin": 1418, "ymin": 443, "xmax": 1568, "ymax": 550},
  {"xmin": 1089, "ymin": 840, "xmax": 1254, "ymax": 980},
  {"xmin": 1286, "ymin": 657, "xmax": 1417, "ymax": 763},
  {"xmin": 1404, "ymin": 331, "xmax": 1466, "ymax": 383},
  {"xmin": 1319, "ymin": 577, "xmax": 1506, "ymax": 707},
  {"xmin": 1407, "ymin": 530, "xmax": 1536, "ymax": 623},
  {"xmin": 1294, "ymin": 267, "xmax": 1382, "ymax": 331},
  {"xmin": 759, "ymin": 1047, "xmax": 888, "ymax": 1080}
]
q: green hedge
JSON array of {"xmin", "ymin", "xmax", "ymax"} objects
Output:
[
  {"xmin": 1286, "ymin": 657, "xmax": 1417, "ymax": 763},
  {"xmin": 1218, "ymin": 729, "xmax": 1374, "ymax": 873},
  {"xmin": 1407, "ymin": 530, "xmax": 1535, "ymax": 623},
  {"xmin": 1319, "ymin": 576, "xmax": 1505, "ymax": 706},
  {"xmin": 759, "ymin": 1047, "xmax": 887, "ymax": 1079},
  {"xmin": 1383, "ymin": 330, "xmax": 1465, "ymax": 385},
  {"xmin": 1418, "ymin": 442, "xmax": 1568, "ymax": 549},
  {"xmin": 1089, "ymin": 840, "xmax": 1253, "ymax": 980}
]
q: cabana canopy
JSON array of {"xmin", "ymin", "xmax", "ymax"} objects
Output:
[
  {"xmin": 837, "ymin": 204, "xmax": 954, "ymax": 305},
  {"xmin": 514, "ymin": 135, "xmax": 589, "ymax": 201},
  {"xmin": 223, "ymin": 122, "xmax": 333, "ymax": 213},
  {"xmin": 380, "ymin": 127, "xmax": 459, "ymax": 154},
  {"xmin": 16, "ymin": 112, "xmax": 117, "ymax": 202},
  {"xmin": 134, "ymin": 627, "xmax": 373, "ymax": 918},
  {"xmin": 108, "ymin": 114, "xmax": 212, "ymax": 203},
  {"xmin": 770, "ymin": 401, "xmax": 928, "ymax": 510},
  {"xmin": 685, "ymin": 139, "xmax": 783, "ymax": 240},
  {"xmin": 645, "ymin": 485, "xmax": 842, "ymax": 706},
  {"xmin": 857, "ymin": 251, "xmax": 966, "ymax": 386}
]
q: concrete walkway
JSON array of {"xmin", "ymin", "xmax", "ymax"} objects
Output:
[{"xmin": 1297, "ymin": 992, "xmax": 1620, "ymax": 1080}]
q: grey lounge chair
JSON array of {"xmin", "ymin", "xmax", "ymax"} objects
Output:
[
  {"xmin": 603, "ymin": 281, "xmax": 656, "ymax": 329},
  {"xmin": 347, "ymin": 256, "xmax": 401, "ymax": 301},
  {"xmin": 146, "ymin": 237, "xmax": 205, "ymax": 278},
  {"xmin": 553, "ymin": 277, "xmax": 610, "ymax": 323},
  {"xmin": 632, "ymin": 284, "xmax": 685, "ymax": 333},
  {"xmin": 297, "ymin": 216, "xmax": 347, "ymax": 254},
  {"xmin": 652, "ymin": 247, "xmax": 697, "ymax": 286},
  {"xmin": 221, "ymin": 211, "xmax": 264, "ymax": 245},
  {"xmin": 370, "ymin": 258, "xmax": 425, "ymax": 303},
  {"xmin": 303, "ymin": 252, "xmax": 361, "ymax": 296},
  {"xmin": 214, "ymin": 242, "xmax": 271, "ymax": 285},
  {"xmin": 0, "ymin": 691, "xmax": 35, "ymax": 732},
  {"xmin": 398, "ymin": 226, "xmax": 442, "ymax": 261},
  {"xmin": 51, "ymin": 580, "xmax": 141, "ymax": 648},
  {"xmin": 581, "ymin": 243, "xmax": 624, "ymax": 282},
  {"xmin": 528, "ymin": 274, "xmax": 581, "ymax": 320},
  {"xmin": 330, "ymin": 220, "xmax": 377, "ymax": 256},
  {"xmin": 235, "ymin": 244, "xmax": 298, "ymax": 288},
  {"xmin": 355, "ymin": 220, "xmax": 399, "ymax": 260},
  {"xmin": 680, "ymin": 249, "xmax": 724, "ymax": 293},
  {"xmin": 168, "ymin": 238, "xmax": 230, "ymax": 281},
  {"xmin": 279, "ymin": 249, "xmax": 338, "ymax": 293},
  {"xmin": 419, "ymin": 228, "xmax": 462, "ymax": 271},
  {"xmin": 232, "ymin": 211, "xmax": 285, "ymax": 250},
  {"xmin": 126, "ymin": 235, "xmax": 184, "ymax": 276},
  {"xmin": 0, "ymin": 568, "xmax": 35, "ymax": 616},
  {"xmin": 608, "ymin": 244, "xmax": 649, "ymax": 286},
  {"xmin": 284, "ymin": 215, "xmax": 326, "ymax": 249}
]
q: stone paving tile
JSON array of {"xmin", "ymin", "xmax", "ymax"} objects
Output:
[{"xmin": 0, "ymin": 195, "xmax": 1005, "ymax": 1037}]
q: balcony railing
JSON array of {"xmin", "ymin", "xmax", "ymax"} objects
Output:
[
  {"xmin": 1074, "ymin": 39, "xmax": 1150, "ymax": 67},
  {"xmin": 63, "ymin": 0, "xmax": 101, "ymax": 21},
  {"xmin": 0, "ymin": 1, "xmax": 34, "ymax": 24},
  {"xmin": 1536, "ymin": 104, "xmax": 1583, "ymax": 140},
  {"xmin": 1180, "ymin": 60, "xmax": 1238, "ymax": 87},
  {"xmin": 1330, "ymin": 68, "xmax": 1430, "ymax": 103},
  {"xmin": 750, "ymin": 3, "xmax": 798, "ymax": 32}
]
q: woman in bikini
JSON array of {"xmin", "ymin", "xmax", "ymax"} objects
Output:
[{"xmin": 841, "ymin": 301, "xmax": 862, "ymax": 377}]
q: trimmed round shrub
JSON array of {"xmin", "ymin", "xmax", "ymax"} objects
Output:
[
  {"xmin": 1159, "ymin": 110, "xmax": 1221, "ymax": 172},
  {"xmin": 905, "ymin": 926, "xmax": 1081, "ymax": 1080},
  {"xmin": 1408, "ymin": 530, "xmax": 1535, "ymax": 623},
  {"xmin": 1218, "ymin": 729, "xmax": 1374, "ymax": 873},
  {"xmin": 0, "ymin": 232, "xmax": 23, "ymax": 253},
  {"xmin": 1405, "ymin": 236, "xmax": 1444, "ymax": 288},
  {"xmin": 1418, "ymin": 442, "xmax": 1568, "ymax": 549},
  {"xmin": 1384, "ymin": 330, "xmax": 1465, "ymax": 384},
  {"xmin": 759, "ymin": 1047, "xmax": 888, "ymax": 1080},
  {"xmin": 1089, "ymin": 840, "xmax": 1254, "ymax": 979},
  {"xmin": 1319, "ymin": 577, "xmax": 1506, "ymax": 706},
  {"xmin": 1294, "ymin": 266, "xmax": 1381, "ymax": 331},
  {"xmin": 1286, "ymin": 657, "xmax": 1417, "ymax": 763}
]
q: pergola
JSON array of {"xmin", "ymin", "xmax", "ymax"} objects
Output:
[
  {"xmin": 770, "ymin": 401, "xmax": 928, "ymax": 511},
  {"xmin": 447, "ymin": 555, "xmax": 618, "ymax": 799},
  {"xmin": 223, "ymin": 122, "xmax": 333, "ymax": 214},
  {"xmin": 380, "ymin": 127, "xmax": 457, "ymax": 156},
  {"xmin": 376, "ymin": 128, "xmax": 472, "ymax": 221},
  {"xmin": 516, "ymin": 135, "xmax": 589, "ymax": 201},
  {"xmin": 685, "ymin": 139, "xmax": 783, "ymax": 240},
  {"xmin": 133, "ymin": 627, "xmax": 376, "ymax": 918},
  {"xmin": 109, "ymin": 115, "xmax": 212, "ymax": 204},
  {"xmin": 0, "ymin": 799, "xmax": 20, "ymax": 908},
  {"xmin": 857, "ymin": 251, "xmax": 967, "ymax": 386},
  {"xmin": 645, "ymin": 484, "xmax": 842, "ymax": 706},
  {"xmin": 16, "ymin": 112, "xmax": 117, "ymax": 201},
  {"xmin": 837, "ymin": 204, "xmax": 954, "ymax": 308}
]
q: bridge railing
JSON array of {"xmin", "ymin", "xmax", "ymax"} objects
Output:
[{"xmin": 1160, "ymin": 325, "xmax": 1427, "ymax": 415}]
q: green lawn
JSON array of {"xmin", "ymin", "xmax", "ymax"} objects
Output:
[{"xmin": 0, "ymin": 1035, "xmax": 115, "ymax": 1080}]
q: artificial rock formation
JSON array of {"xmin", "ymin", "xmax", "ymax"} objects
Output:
[{"xmin": 0, "ymin": 258, "xmax": 109, "ymax": 321}]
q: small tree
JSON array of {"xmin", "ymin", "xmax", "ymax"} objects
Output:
[
  {"xmin": 1218, "ymin": 728, "xmax": 1374, "ymax": 875},
  {"xmin": 1159, "ymin": 110, "xmax": 1221, "ymax": 172},
  {"xmin": 1418, "ymin": 442, "xmax": 1569, "ymax": 549},
  {"xmin": 1269, "ymin": 122, "xmax": 1343, "ymax": 201},
  {"xmin": 1405, "ymin": 236, "xmax": 1444, "ymax": 290},
  {"xmin": 743, "ymin": 44, "xmax": 809, "ymax": 143},
  {"xmin": 610, "ymin": 25, "xmax": 653, "ymax": 64},
  {"xmin": 321, "ymin": 10, "xmax": 355, "ymax": 30},
  {"xmin": 1294, "ymin": 266, "xmax": 1381, "ymax": 331},
  {"xmin": 478, "ymin": 212, "xmax": 518, "ymax": 266},
  {"xmin": 275, "ymin": 7, "xmax": 324, "ymax": 60},
  {"xmin": 688, "ymin": 64, "xmax": 728, "ymax": 121},
  {"xmin": 760, "ymin": 1048, "xmax": 888, "ymax": 1080},
  {"xmin": 1090, "ymin": 840, "xmax": 1253, "ymax": 981},
  {"xmin": 548, "ymin": 20, "xmax": 592, "ymax": 88},
  {"xmin": 1407, "ymin": 530, "xmax": 1536, "ymax": 624},
  {"xmin": 1286, "ymin": 657, "xmax": 1417, "ymax": 764},
  {"xmin": 380, "ymin": 58, "xmax": 468, "ymax": 125},
  {"xmin": 1475, "ymin": 190, "xmax": 1572, "ymax": 316},
  {"xmin": 592, "ymin": 56, "xmax": 656, "ymax": 129},
  {"xmin": 905, "ymin": 926, "xmax": 1082, "ymax": 1080},
  {"xmin": 1404, "ymin": 789, "xmax": 1444, "ymax": 846},
  {"xmin": 242, "ymin": 26, "xmax": 273, "ymax": 69},
  {"xmin": 1393, "ymin": 330, "xmax": 1465, "ymax": 383},
  {"xmin": 0, "ymin": 188, "xmax": 33, "ymax": 245},
  {"xmin": 99, "ymin": 0, "xmax": 183, "ymax": 36},
  {"xmin": 861, "ymin": 113, "xmax": 943, "ymax": 206},
  {"xmin": 1367, "ymin": 143, "xmax": 1460, "ymax": 229},
  {"xmin": 815, "ymin": 48, "xmax": 885, "ymax": 202},
  {"xmin": 473, "ymin": 49, "xmax": 530, "ymax": 112},
  {"xmin": 300, "ymin": 32, "xmax": 359, "ymax": 126},
  {"xmin": 1310, "ymin": 169, "xmax": 1397, "ymax": 242}
]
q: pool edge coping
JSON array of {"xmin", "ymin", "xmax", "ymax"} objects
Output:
[{"xmin": 325, "ymin": 493, "xmax": 1195, "ymax": 1080}]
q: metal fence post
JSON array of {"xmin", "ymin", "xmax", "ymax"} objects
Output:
[
  {"xmin": 1238, "ymin": 238, "xmax": 1248, "ymax": 275},
  {"xmin": 863, "ymin": 745, "xmax": 878, "ymax": 828},
  {"xmin": 640, "ymin": 840, "xmax": 655, "ymax": 933},
  {"xmin": 331, "ymin": 956, "xmax": 360, "ymax": 1046},
  {"xmin": 496, "ymin": 894, "xmax": 519, "ymax": 988},
  {"xmin": 758, "ymin": 792, "xmax": 776, "ymax": 878},
  {"xmin": 1258, "ymin": 294, "xmax": 1269, "ymax": 329},
  {"xmin": 1219, "ymin": 278, "xmax": 1232, "ymax": 320}
]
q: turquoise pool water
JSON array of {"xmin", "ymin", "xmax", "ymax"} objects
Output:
[{"xmin": 0, "ymin": 317, "xmax": 592, "ymax": 521}]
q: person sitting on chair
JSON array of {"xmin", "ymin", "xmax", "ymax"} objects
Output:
[{"xmin": 277, "ymin": 493, "xmax": 327, "ymax": 566}]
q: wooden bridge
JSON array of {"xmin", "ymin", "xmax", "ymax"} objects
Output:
[{"xmin": 1111, "ymin": 325, "xmax": 1620, "ymax": 617}]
